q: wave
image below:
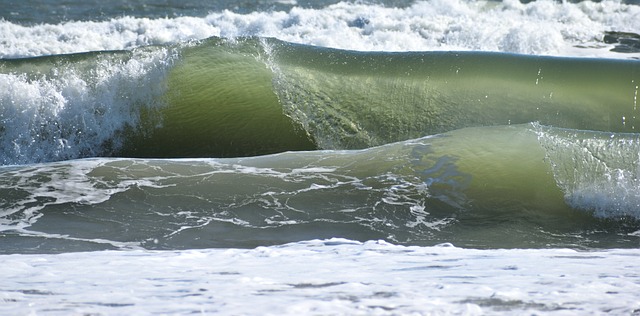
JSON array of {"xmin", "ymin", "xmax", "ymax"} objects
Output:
[
  {"xmin": 267, "ymin": 38, "xmax": 640, "ymax": 148},
  {"xmin": 0, "ymin": 48, "xmax": 177, "ymax": 164},
  {"xmin": 1, "ymin": 37, "xmax": 639, "ymax": 164},
  {"xmin": 537, "ymin": 125, "xmax": 640, "ymax": 217},
  {"xmin": 0, "ymin": 123, "xmax": 638, "ymax": 253},
  {"xmin": 2, "ymin": 0, "xmax": 640, "ymax": 59}
]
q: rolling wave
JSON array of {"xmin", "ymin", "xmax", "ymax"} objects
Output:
[
  {"xmin": 0, "ymin": 123, "xmax": 638, "ymax": 253},
  {"xmin": 1, "ymin": 37, "xmax": 639, "ymax": 164}
]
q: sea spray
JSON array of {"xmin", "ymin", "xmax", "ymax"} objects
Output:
[
  {"xmin": 0, "ymin": 48, "xmax": 177, "ymax": 165},
  {"xmin": 535, "ymin": 124, "xmax": 640, "ymax": 218}
]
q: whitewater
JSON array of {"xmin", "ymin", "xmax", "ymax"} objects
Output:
[
  {"xmin": 1, "ymin": 0, "xmax": 640, "ymax": 315},
  {"xmin": 3, "ymin": 239, "xmax": 640, "ymax": 315},
  {"xmin": 2, "ymin": 0, "xmax": 640, "ymax": 59}
]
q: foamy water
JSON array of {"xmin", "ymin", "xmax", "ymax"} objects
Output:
[
  {"xmin": 1, "ymin": 0, "xmax": 639, "ymax": 58},
  {"xmin": 2, "ymin": 239, "xmax": 639, "ymax": 315}
]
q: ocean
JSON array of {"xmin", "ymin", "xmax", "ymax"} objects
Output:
[{"xmin": 1, "ymin": 0, "xmax": 640, "ymax": 314}]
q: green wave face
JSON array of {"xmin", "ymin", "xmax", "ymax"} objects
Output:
[
  {"xmin": 135, "ymin": 37, "xmax": 640, "ymax": 157},
  {"xmin": 1, "ymin": 37, "xmax": 639, "ymax": 162},
  {"xmin": 266, "ymin": 38, "xmax": 640, "ymax": 149},
  {"xmin": 120, "ymin": 38, "xmax": 316, "ymax": 158}
]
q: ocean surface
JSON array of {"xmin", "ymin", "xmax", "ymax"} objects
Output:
[{"xmin": 2, "ymin": 0, "xmax": 640, "ymax": 314}]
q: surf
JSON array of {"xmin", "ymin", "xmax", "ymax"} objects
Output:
[
  {"xmin": 3, "ymin": 1, "xmax": 640, "ymax": 59},
  {"xmin": 1, "ymin": 123, "xmax": 638, "ymax": 253},
  {"xmin": 1, "ymin": 37, "xmax": 639, "ymax": 164}
]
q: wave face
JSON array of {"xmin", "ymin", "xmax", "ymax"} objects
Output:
[
  {"xmin": 1, "ymin": 123, "xmax": 639, "ymax": 254},
  {"xmin": 1, "ymin": 37, "xmax": 639, "ymax": 164},
  {"xmin": 267, "ymin": 39, "xmax": 640, "ymax": 148}
]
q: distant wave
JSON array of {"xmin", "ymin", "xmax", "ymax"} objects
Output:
[{"xmin": 1, "ymin": 0, "xmax": 640, "ymax": 59}]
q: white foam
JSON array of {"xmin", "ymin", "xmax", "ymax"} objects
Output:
[
  {"xmin": 0, "ymin": 16, "xmax": 220, "ymax": 58},
  {"xmin": 1, "ymin": 0, "xmax": 639, "ymax": 58},
  {"xmin": 0, "ymin": 48, "xmax": 175, "ymax": 165},
  {"xmin": 0, "ymin": 239, "xmax": 638, "ymax": 315}
]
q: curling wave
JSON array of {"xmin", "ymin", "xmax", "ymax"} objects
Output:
[{"xmin": 1, "ymin": 37, "xmax": 639, "ymax": 164}]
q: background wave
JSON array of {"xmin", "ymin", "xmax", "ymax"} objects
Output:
[{"xmin": 2, "ymin": 0, "xmax": 640, "ymax": 59}]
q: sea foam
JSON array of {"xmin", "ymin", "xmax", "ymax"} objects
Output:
[
  {"xmin": 1, "ymin": 0, "xmax": 639, "ymax": 58},
  {"xmin": 0, "ymin": 239, "xmax": 639, "ymax": 315}
]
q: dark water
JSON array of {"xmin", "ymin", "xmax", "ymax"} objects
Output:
[
  {"xmin": 3, "ymin": 0, "xmax": 639, "ymax": 25},
  {"xmin": 1, "ymin": 0, "xmax": 414, "ymax": 25}
]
